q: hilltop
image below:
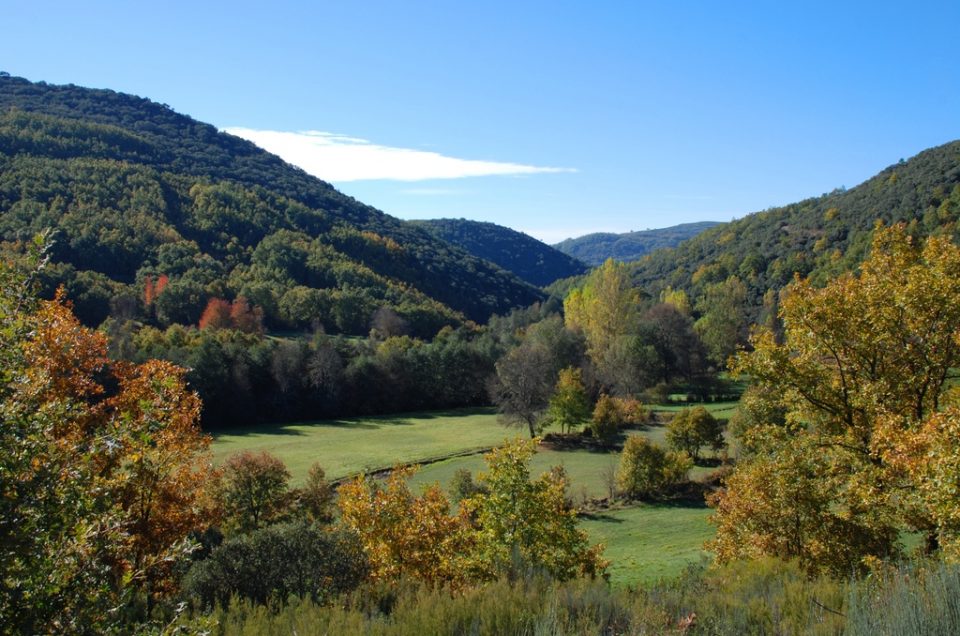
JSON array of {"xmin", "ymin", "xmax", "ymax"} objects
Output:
[
  {"xmin": 411, "ymin": 218, "xmax": 589, "ymax": 287},
  {"xmin": 553, "ymin": 221, "xmax": 721, "ymax": 265},
  {"xmin": 626, "ymin": 141, "xmax": 960, "ymax": 314},
  {"xmin": 0, "ymin": 75, "xmax": 543, "ymax": 334}
]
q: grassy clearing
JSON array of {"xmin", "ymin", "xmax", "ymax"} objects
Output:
[
  {"xmin": 652, "ymin": 400, "xmax": 740, "ymax": 418},
  {"xmin": 580, "ymin": 503, "xmax": 715, "ymax": 587},
  {"xmin": 212, "ymin": 408, "xmax": 516, "ymax": 484}
]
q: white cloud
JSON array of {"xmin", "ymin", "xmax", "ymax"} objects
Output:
[{"xmin": 223, "ymin": 128, "xmax": 575, "ymax": 182}]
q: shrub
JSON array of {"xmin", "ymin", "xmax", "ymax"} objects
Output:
[
  {"xmin": 182, "ymin": 521, "xmax": 368, "ymax": 609},
  {"xmin": 616, "ymin": 436, "xmax": 691, "ymax": 499}
]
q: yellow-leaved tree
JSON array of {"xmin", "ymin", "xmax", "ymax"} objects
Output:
[{"xmin": 710, "ymin": 224, "xmax": 960, "ymax": 574}]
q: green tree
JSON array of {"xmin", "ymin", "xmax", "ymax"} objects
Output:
[
  {"xmin": 666, "ymin": 406, "xmax": 726, "ymax": 462},
  {"xmin": 544, "ymin": 367, "xmax": 591, "ymax": 434},
  {"xmin": 616, "ymin": 436, "xmax": 691, "ymax": 499},
  {"xmin": 461, "ymin": 439, "xmax": 607, "ymax": 581},
  {"xmin": 490, "ymin": 343, "xmax": 553, "ymax": 438},
  {"xmin": 694, "ymin": 275, "xmax": 748, "ymax": 366}
]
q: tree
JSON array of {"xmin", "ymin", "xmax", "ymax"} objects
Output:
[
  {"xmin": 217, "ymin": 451, "xmax": 292, "ymax": 533},
  {"xmin": 0, "ymin": 246, "xmax": 215, "ymax": 631},
  {"xmin": 564, "ymin": 259, "xmax": 640, "ymax": 389},
  {"xmin": 337, "ymin": 466, "xmax": 472, "ymax": 587},
  {"xmin": 182, "ymin": 521, "xmax": 368, "ymax": 608},
  {"xmin": 461, "ymin": 439, "xmax": 607, "ymax": 581},
  {"xmin": 710, "ymin": 225, "xmax": 960, "ymax": 573},
  {"xmin": 544, "ymin": 367, "xmax": 591, "ymax": 434},
  {"xmin": 298, "ymin": 463, "xmax": 335, "ymax": 524},
  {"xmin": 616, "ymin": 436, "xmax": 691, "ymax": 499},
  {"xmin": 694, "ymin": 276, "xmax": 748, "ymax": 366},
  {"xmin": 490, "ymin": 343, "xmax": 553, "ymax": 438},
  {"xmin": 666, "ymin": 406, "xmax": 725, "ymax": 462}
]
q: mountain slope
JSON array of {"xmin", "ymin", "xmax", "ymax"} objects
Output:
[
  {"xmin": 554, "ymin": 222, "xmax": 721, "ymax": 266},
  {"xmin": 0, "ymin": 75, "xmax": 544, "ymax": 331},
  {"xmin": 411, "ymin": 218, "xmax": 589, "ymax": 287},
  {"xmin": 629, "ymin": 141, "xmax": 960, "ymax": 309}
]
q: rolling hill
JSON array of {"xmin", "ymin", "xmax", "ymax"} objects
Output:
[
  {"xmin": 627, "ymin": 140, "xmax": 960, "ymax": 312},
  {"xmin": 0, "ymin": 75, "xmax": 544, "ymax": 334},
  {"xmin": 553, "ymin": 221, "xmax": 721, "ymax": 265},
  {"xmin": 411, "ymin": 218, "xmax": 589, "ymax": 287}
]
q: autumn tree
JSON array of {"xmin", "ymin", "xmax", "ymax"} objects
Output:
[
  {"xmin": 564, "ymin": 258, "xmax": 640, "ymax": 389},
  {"xmin": 217, "ymin": 451, "xmax": 292, "ymax": 533},
  {"xmin": 461, "ymin": 439, "xmax": 608, "ymax": 581},
  {"xmin": 710, "ymin": 225, "xmax": 960, "ymax": 574},
  {"xmin": 337, "ymin": 466, "xmax": 472, "ymax": 587},
  {"xmin": 0, "ymin": 244, "xmax": 215, "ymax": 631},
  {"xmin": 544, "ymin": 367, "xmax": 591, "ymax": 434},
  {"xmin": 590, "ymin": 395, "xmax": 648, "ymax": 440}
]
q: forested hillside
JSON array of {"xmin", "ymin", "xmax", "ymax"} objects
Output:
[
  {"xmin": 628, "ymin": 141, "xmax": 960, "ymax": 311},
  {"xmin": 412, "ymin": 218, "xmax": 588, "ymax": 287},
  {"xmin": 0, "ymin": 75, "xmax": 544, "ymax": 331},
  {"xmin": 554, "ymin": 221, "xmax": 720, "ymax": 265}
]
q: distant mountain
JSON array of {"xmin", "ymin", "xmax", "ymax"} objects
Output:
[
  {"xmin": 0, "ymin": 75, "xmax": 544, "ymax": 334},
  {"xmin": 628, "ymin": 140, "xmax": 960, "ymax": 314},
  {"xmin": 553, "ymin": 222, "xmax": 721, "ymax": 265},
  {"xmin": 411, "ymin": 218, "xmax": 589, "ymax": 287}
]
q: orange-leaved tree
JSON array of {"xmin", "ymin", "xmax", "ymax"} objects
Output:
[{"xmin": 1, "ymin": 251, "xmax": 216, "ymax": 630}]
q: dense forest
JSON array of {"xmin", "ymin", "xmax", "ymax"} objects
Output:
[
  {"xmin": 0, "ymin": 75, "xmax": 544, "ymax": 329},
  {"xmin": 627, "ymin": 141, "xmax": 960, "ymax": 319},
  {"xmin": 554, "ymin": 221, "xmax": 720, "ymax": 265},
  {"xmin": 412, "ymin": 217, "xmax": 588, "ymax": 287}
]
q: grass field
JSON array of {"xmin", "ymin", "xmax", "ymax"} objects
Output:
[
  {"xmin": 212, "ymin": 407, "xmax": 517, "ymax": 483},
  {"xmin": 580, "ymin": 503, "xmax": 715, "ymax": 587}
]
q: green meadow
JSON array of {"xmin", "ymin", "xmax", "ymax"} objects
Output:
[{"xmin": 210, "ymin": 402, "xmax": 736, "ymax": 587}]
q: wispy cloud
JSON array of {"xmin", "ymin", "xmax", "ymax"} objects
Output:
[
  {"xmin": 399, "ymin": 187, "xmax": 466, "ymax": 196},
  {"xmin": 223, "ymin": 128, "xmax": 575, "ymax": 182}
]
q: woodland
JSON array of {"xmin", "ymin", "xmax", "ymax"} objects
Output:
[{"xmin": 3, "ymin": 75, "xmax": 960, "ymax": 634}]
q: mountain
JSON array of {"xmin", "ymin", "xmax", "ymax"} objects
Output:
[
  {"xmin": 0, "ymin": 75, "xmax": 544, "ymax": 334},
  {"xmin": 628, "ymin": 140, "xmax": 960, "ymax": 312},
  {"xmin": 553, "ymin": 221, "xmax": 721, "ymax": 265},
  {"xmin": 410, "ymin": 218, "xmax": 589, "ymax": 287}
]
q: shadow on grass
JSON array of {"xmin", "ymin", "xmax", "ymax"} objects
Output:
[
  {"xmin": 581, "ymin": 512, "xmax": 625, "ymax": 523},
  {"xmin": 212, "ymin": 406, "xmax": 496, "ymax": 438}
]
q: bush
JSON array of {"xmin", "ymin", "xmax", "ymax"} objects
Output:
[
  {"xmin": 616, "ymin": 436, "xmax": 691, "ymax": 499},
  {"xmin": 182, "ymin": 521, "xmax": 368, "ymax": 609}
]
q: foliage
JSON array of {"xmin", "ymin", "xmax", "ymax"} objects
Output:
[
  {"xmin": 693, "ymin": 275, "xmax": 748, "ymax": 366},
  {"xmin": 711, "ymin": 225, "xmax": 960, "ymax": 574},
  {"xmin": 337, "ymin": 466, "xmax": 473, "ymax": 587},
  {"xmin": 554, "ymin": 221, "xmax": 721, "ymax": 266},
  {"xmin": 297, "ymin": 463, "xmax": 335, "ymax": 524},
  {"xmin": 0, "ymin": 249, "xmax": 215, "ymax": 632},
  {"xmin": 616, "ymin": 437, "xmax": 691, "ymax": 499},
  {"xmin": 591, "ymin": 395, "xmax": 650, "ymax": 440},
  {"xmin": 490, "ymin": 342, "xmax": 554, "ymax": 437},
  {"xmin": 629, "ymin": 142, "xmax": 960, "ymax": 328},
  {"xmin": 413, "ymin": 217, "xmax": 588, "ymax": 287},
  {"xmin": 564, "ymin": 259, "xmax": 640, "ymax": 390},
  {"xmin": 0, "ymin": 75, "xmax": 544, "ymax": 333},
  {"xmin": 216, "ymin": 451, "xmax": 291, "ymax": 533},
  {"xmin": 461, "ymin": 439, "xmax": 608, "ymax": 581},
  {"xmin": 665, "ymin": 406, "xmax": 725, "ymax": 461},
  {"xmin": 544, "ymin": 367, "xmax": 591, "ymax": 434},
  {"xmin": 182, "ymin": 521, "xmax": 368, "ymax": 609}
]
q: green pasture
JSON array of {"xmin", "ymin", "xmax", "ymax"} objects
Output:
[
  {"xmin": 580, "ymin": 503, "xmax": 715, "ymax": 587},
  {"xmin": 212, "ymin": 407, "xmax": 516, "ymax": 484}
]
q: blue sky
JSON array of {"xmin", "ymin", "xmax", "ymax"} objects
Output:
[{"xmin": 3, "ymin": 1, "xmax": 958, "ymax": 242}]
